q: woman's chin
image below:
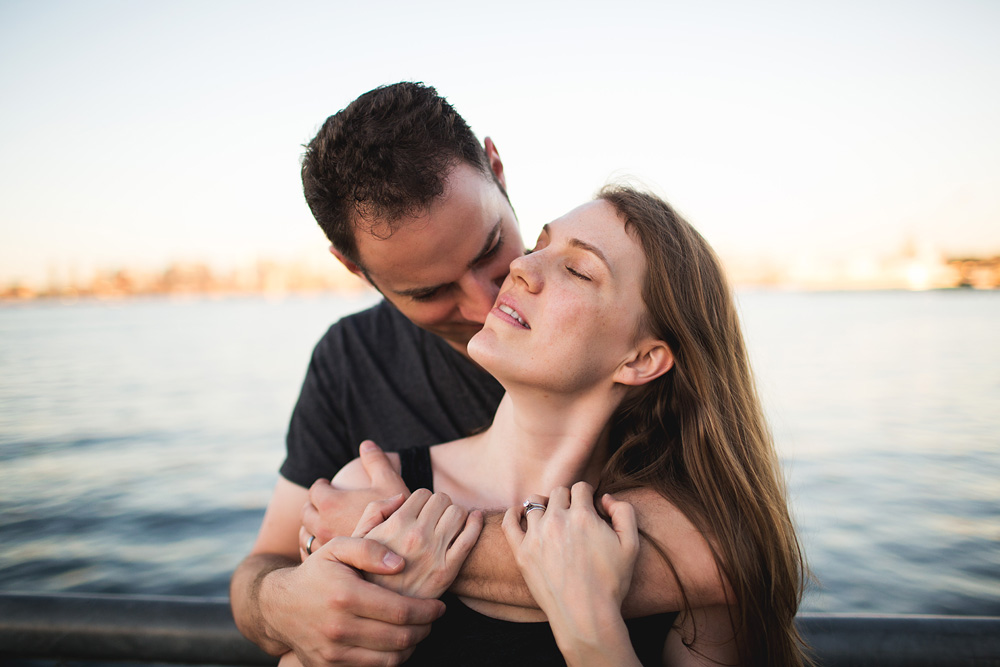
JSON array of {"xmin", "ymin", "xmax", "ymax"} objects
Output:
[
  {"xmin": 467, "ymin": 329, "xmax": 494, "ymax": 366},
  {"xmin": 468, "ymin": 329, "xmax": 511, "ymax": 379}
]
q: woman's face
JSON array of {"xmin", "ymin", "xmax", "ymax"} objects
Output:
[{"xmin": 468, "ymin": 199, "xmax": 650, "ymax": 394}]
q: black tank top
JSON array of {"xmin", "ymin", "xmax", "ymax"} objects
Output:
[{"xmin": 398, "ymin": 446, "xmax": 676, "ymax": 666}]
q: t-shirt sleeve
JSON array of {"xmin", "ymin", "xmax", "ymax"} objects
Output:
[{"xmin": 279, "ymin": 325, "xmax": 355, "ymax": 488}]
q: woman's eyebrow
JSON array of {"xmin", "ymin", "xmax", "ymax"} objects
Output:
[
  {"xmin": 540, "ymin": 223, "xmax": 612, "ymax": 272},
  {"xmin": 568, "ymin": 238, "xmax": 611, "ymax": 271}
]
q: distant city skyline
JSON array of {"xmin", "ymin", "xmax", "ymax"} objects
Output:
[
  {"xmin": 2, "ymin": 1, "xmax": 999, "ymax": 287},
  {"xmin": 5, "ymin": 239, "xmax": 997, "ymax": 301}
]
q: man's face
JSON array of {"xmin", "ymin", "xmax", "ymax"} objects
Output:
[{"xmin": 353, "ymin": 162, "xmax": 524, "ymax": 357}]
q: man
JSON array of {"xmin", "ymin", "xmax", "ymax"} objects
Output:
[{"xmin": 231, "ymin": 82, "xmax": 725, "ymax": 666}]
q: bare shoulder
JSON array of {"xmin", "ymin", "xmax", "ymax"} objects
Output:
[
  {"xmin": 664, "ymin": 605, "xmax": 740, "ymax": 666},
  {"xmin": 615, "ymin": 487, "xmax": 703, "ymax": 544},
  {"xmin": 331, "ymin": 451, "xmax": 402, "ymax": 490},
  {"xmin": 617, "ymin": 487, "xmax": 734, "ymax": 608}
]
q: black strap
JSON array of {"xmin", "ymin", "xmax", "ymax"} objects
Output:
[{"xmin": 398, "ymin": 446, "xmax": 434, "ymax": 491}]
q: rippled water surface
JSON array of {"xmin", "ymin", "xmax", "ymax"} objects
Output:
[{"xmin": 1, "ymin": 290, "xmax": 998, "ymax": 613}]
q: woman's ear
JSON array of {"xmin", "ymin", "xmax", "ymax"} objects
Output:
[{"xmin": 614, "ymin": 339, "xmax": 674, "ymax": 387}]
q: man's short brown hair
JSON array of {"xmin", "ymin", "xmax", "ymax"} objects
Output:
[{"xmin": 301, "ymin": 82, "xmax": 496, "ymax": 265}]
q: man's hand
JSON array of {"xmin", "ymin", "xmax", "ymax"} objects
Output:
[
  {"xmin": 302, "ymin": 440, "xmax": 409, "ymax": 551},
  {"xmin": 353, "ymin": 490, "xmax": 483, "ymax": 599},
  {"xmin": 264, "ymin": 535, "xmax": 446, "ymax": 667}
]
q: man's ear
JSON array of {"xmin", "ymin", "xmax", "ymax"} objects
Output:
[
  {"xmin": 329, "ymin": 246, "xmax": 367, "ymax": 281},
  {"xmin": 614, "ymin": 339, "xmax": 674, "ymax": 387},
  {"xmin": 484, "ymin": 137, "xmax": 506, "ymax": 190}
]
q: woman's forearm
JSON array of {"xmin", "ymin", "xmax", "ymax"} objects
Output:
[
  {"xmin": 500, "ymin": 485, "xmax": 647, "ymax": 665},
  {"xmin": 549, "ymin": 604, "xmax": 642, "ymax": 667}
]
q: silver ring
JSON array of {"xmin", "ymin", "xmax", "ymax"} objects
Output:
[
  {"xmin": 522, "ymin": 500, "xmax": 546, "ymax": 516},
  {"xmin": 306, "ymin": 534, "xmax": 316, "ymax": 555}
]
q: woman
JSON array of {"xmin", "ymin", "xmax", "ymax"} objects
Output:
[{"xmin": 302, "ymin": 184, "xmax": 808, "ymax": 665}]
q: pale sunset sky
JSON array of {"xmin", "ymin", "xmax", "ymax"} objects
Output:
[{"xmin": 1, "ymin": 0, "xmax": 998, "ymax": 287}]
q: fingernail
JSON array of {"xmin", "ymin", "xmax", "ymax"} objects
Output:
[
  {"xmin": 360, "ymin": 440, "xmax": 375, "ymax": 452},
  {"xmin": 383, "ymin": 551, "xmax": 403, "ymax": 569}
]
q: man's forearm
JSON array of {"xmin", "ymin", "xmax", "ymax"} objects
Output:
[
  {"xmin": 230, "ymin": 552, "xmax": 297, "ymax": 655},
  {"xmin": 619, "ymin": 488, "xmax": 731, "ymax": 616},
  {"xmin": 619, "ymin": 535, "xmax": 684, "ymax": 617},
  {"xmin": 446, "ymin": 511, "xmax": 678, "ymax": 614},
  {"xmin": 447, "ymin": 498, "xmax": 725, "ymax": 617},
  {"xmin": 447, "ymin": 511, "xmax": 537, "ymax": 607}
]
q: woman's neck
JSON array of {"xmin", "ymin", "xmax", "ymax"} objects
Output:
[
  {"xmin": 436, "ymin": 384, "xmax": 625, "ymax": 509},
  {"xmin": 430, "ymin": 382, "xmax": 627, "ymax": 623}
]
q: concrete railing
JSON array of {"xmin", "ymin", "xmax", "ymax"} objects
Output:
[{"xmin": 1, "ymin": 592, "xmax": 998, "ymax": 666}]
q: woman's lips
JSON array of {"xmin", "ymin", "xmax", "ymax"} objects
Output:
[{"xmin": 494, "ymin": 298, "xmax": 530, "ymax": 329}]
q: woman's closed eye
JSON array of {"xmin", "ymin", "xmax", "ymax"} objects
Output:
[{"xmin": 566, "ymin": 266, "xmax": 591, "ymax": 281}]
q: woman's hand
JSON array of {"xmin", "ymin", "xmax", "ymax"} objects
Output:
[
  {"xmin": 502, "ymin": 482, "xmax": 642, "ymax": 667},
  {"xmin": 352, "ymin": 488, "xmax": 483, "ymax": 600}
]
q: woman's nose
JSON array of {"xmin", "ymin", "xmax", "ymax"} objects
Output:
[{"xmin": 509, "ymin": 253, "xmax": 542, "ymax": 293}]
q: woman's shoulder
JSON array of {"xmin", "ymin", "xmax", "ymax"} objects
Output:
[
  {"xmin": 615, "ymin": 487, "xmax": 701, "ymax": 538},
  {"xmin": 331, "ymin": 450, "xmax": 403, "ymax": 490},
  {"xmin": 617, "ymin": 487, "xmax": 735, "ymax": 607}
]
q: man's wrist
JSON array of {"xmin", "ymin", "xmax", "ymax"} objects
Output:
[
  {"xmin": 243, "ymin": 558, "xmax": 296, "ymax": 654},
  {"xmin": 254, "ymin": 566, "xmax": 279, "ymax": 643}
]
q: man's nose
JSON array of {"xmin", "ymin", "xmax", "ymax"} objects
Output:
[{"xmin": 457, "ymin": 272, "xmax": 501, "ymax": 324}]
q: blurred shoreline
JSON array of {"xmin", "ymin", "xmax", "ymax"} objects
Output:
[
  {"xmin": 2, "ymin": 251, "xmax": 998, "ymax": 302},
  {"xmin": 0, "ymin": 258, "xmax": 372, "ymax": 302}
]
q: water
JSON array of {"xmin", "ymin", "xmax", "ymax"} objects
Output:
[
  {"xmin": 1, "ymin": 290, "xmax": 998, "ymax": 614},
  {"xmin": 739, "ymin": 290, "xmax": 1000, "ymax": 614}
]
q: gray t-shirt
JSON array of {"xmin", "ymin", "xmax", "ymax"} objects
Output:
[{"xmin": 280, "ymin": 299, "xmax": 504, "ymax": 487}]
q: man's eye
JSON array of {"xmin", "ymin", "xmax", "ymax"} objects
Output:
[
  {"xmin": 566, "ymin": 266, "xmax": 591, "ymax": 281},
  {"xmin": 481, "ymin": 233, "xmax": 503, "ymax": 261},
  {"xmin": 411, "ymin": 289, "xmax": 442, "ymax": 302}
]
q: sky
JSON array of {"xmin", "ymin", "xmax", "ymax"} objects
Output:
[{"xmin": 1, "ymin": 0, "xmax": 998, "ymax": 287}]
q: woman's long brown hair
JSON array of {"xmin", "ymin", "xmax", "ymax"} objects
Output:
[{"xmin": 595, "ymin": 185, "xmax": 809, "ymax": 666}]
